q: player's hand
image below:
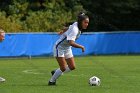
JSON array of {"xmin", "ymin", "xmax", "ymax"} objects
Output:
[
  {"xmin": 81, "ymin": 46, "xmax": 85, "ymax": 52},
  {"xmin": 58, "ymin": 31, "xmax": 63, "ymax": 35},
  {"xmin": 58, "ymin": 27, "xmax": 68, "ymax": 35}
]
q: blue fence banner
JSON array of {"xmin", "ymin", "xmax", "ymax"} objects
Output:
[{"xmin": 0, "ymin": 32, "xmax": 140, "ymax": 57}]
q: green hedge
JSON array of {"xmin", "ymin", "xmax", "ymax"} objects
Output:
[{"xmin": 0, "ymin": 0, "xmax": 84, "ymax": 32}]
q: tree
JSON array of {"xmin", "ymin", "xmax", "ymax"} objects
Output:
[{"xmin": 80, "ymin": 0, "xmax": 140, "ymax": 31}]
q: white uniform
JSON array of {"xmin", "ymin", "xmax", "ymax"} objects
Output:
[{"xmin": 54, "ymin": 22, "xmax": 81, "ymax": 59}]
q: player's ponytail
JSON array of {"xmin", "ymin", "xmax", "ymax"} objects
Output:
[{"xmin": 77, "ymin": 12, "xmax": 89, "ymax": 30}]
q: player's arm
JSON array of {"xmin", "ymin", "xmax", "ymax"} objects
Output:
[
  {"xmin": 58, "ymin": 22, "xmax": 73, "ymax": 35},
  {"xmin": 58, "ymin": 27, "xmax": 68, "ymax": 35},
  {"xmin": 67, "ymin": 25, "xmax": 85, "ymax": 52},
  {"xmin": 68, "ymin": 40, "xmax": 85, "ymax": 52}
]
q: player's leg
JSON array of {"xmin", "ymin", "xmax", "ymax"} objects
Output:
[
  {"xmin": 48, "ymin": 57, "xmax": 66, "ymax": 85},
  {"xmin": 48, "ymin": 47, "xmax": 74, "ymax": 85},
  {"xmin": 63, "ymin": 48, "xmax": 75, "ymax": 73},
  {"xmin": 66, "ymin": 57, "xmax": 75, "ymax": 71},
  {"xmin": 49, "ymin": 57, "xmax": 75, "ymax": 84},
  {"xmin": 56, "ymin": 57, "xmax": 67, "ymax": 72},
  {"xmin": 48, "ymin": 46, "xmax": 67, "ymax": 85}
]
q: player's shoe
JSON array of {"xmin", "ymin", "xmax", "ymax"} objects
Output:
[
  {"xmin": 51, "ymin": 70, "xmax": 56, "ymax": 76},
  {"xmin": 0, "ymin": 77, "xmax": 5, "ymax": 82},
  {"xmin": 48, "ymin": 81, "xmax": 56, "ymax": 86},
  {"xmin": 48, "ymin": 70, "xmax": 56, "ymax": 86}
]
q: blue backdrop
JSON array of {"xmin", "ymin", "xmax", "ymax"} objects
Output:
[{"xmin": 0, "ymin": 32, "xmax": 140, "ymax": 57}]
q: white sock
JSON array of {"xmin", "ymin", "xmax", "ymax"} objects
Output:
[
  {"xmin": 63, "ymin": 66, "xmax": 71, "ymax": 73},
  {"xmin": 49, "ymin": 68, "xmax": 62, "ymax": 82},
  {"xmin": 49, "ymin": 66, "xmax": 71, "ymax": 82}
]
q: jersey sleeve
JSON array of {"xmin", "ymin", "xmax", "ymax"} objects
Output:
[{"xmin": 66, "ymin": 26, "xmax": 78, "ymax": 41}]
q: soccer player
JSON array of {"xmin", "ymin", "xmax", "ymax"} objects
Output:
[
  {"xmin": 0, "ymin": 29, "xmax": 5, "ymax": 42},
  {"xmin": 48, "ymin": 12, "xmax": 89, "ymax": 85},
  {"xmin": 0, "ymin": 28, "xmax": 6, "ymax": 82}
]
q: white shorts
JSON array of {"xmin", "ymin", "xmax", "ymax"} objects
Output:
[{"xmin": 53, "ymin": 46, "xmax": 73, "ymax": 59}]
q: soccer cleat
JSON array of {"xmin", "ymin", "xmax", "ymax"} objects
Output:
[
  {"xmin": 48, "ymin": 81, "xmax": 56, "ymax": 86},
  {"xmin": 48, "ymin": 70, "xmax": 56, "ymax": 86},
  {"xmin": 51, "ymin": 70, "xmax": 56, "ymax": 76},
  {"xmin": 0, "ymin": 77, "xmax": 5, "ymax": 82}
]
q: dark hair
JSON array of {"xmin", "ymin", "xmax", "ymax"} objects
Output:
[{"xmin": 77, "ymin": 12, "xmax": 89, "ymax": 30}]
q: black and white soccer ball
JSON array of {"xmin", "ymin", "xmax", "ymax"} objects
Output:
[{"xmin": 89, "ymin": 76, "xmax": 101, "ymax": 86}]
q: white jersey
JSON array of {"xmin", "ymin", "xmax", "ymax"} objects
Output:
[{"xmin": 55, "ymin": 22, "xmax": 81, "ymax": 49}]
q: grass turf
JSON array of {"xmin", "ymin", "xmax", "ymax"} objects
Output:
[{"xmin": 0, "ymin": 55, "xmax": 140, "ymax": 93}]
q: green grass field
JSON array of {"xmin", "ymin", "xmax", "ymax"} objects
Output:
[{"xmin": 0, "ymin": 56, "xmax": 140, "ymax": 93}]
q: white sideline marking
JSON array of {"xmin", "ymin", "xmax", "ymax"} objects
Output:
[
  {"xmin": 22, "ymin": 69, "xmax": 86, "ymax": 77},
  {"xmin": 22, "ymin": 69, "xmax": 44, "ymax": 75}
]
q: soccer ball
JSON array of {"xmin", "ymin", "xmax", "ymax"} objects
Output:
[{"xmin": 89, "ymin": 76, "xmax": 101, "ymax": 86}]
